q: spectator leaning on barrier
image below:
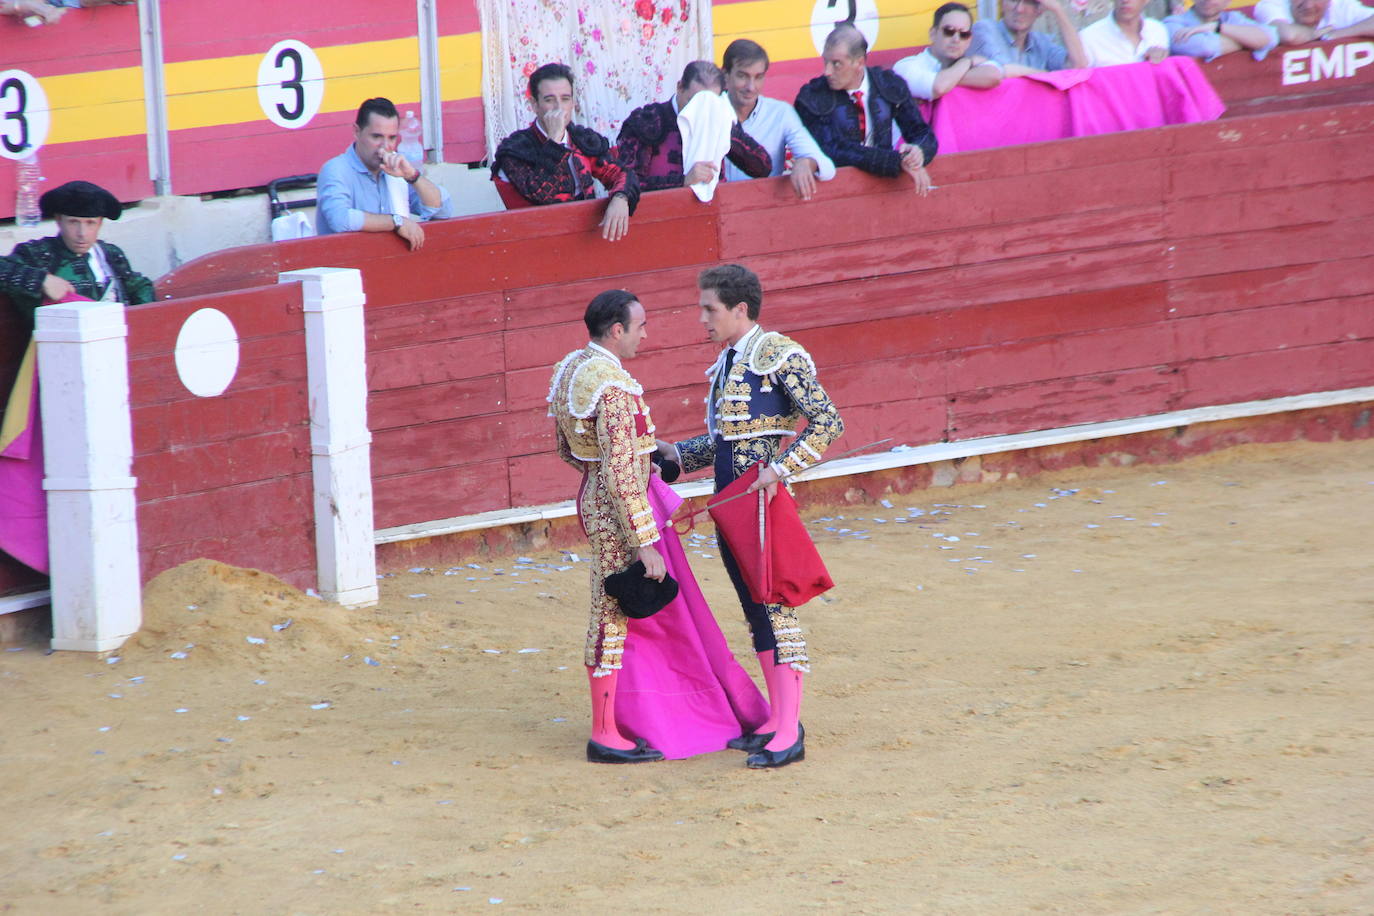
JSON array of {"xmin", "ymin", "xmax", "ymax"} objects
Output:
[
  {"xmin": 1079, "ymin": 0, "xmax": 1171, "ymax": 65},
  {"xmin": 1166, "ymin": 0, "xmax": 1279, "ymax": 61},
  {"xmin": 315, "ymin": 97, "xmax": 454, "ymax": 250},
  {"xmin": 794, "ymin": 23, "xmax": 939, "ymax": 196},
  {"xmin": 490, "ymin": 63, "xmax": 639, "ymax": 242},
  {"xmin": 0, "ymin": 181, "xmax": 153, "ymax": 331},
  {"xmin": 1255, "ymin": 0, "xmax": 1374, "ymax": 43},
  {"xmin": 616, "ymin": 61, "xmax": 772, "ymax": 193},
  {"xmin": 969, "ymin": 0, "xmax": 1090, "ymax": 72},
  {"xmin": 895, "ymin": 3, "xmax": 1005, "ymax": 101},
  {"xmin": 720, "ymin": 39, "xmax": 836, "ymax": 201}
]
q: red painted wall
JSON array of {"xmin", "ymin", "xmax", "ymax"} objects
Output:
[
  {"xmin": 156, "ymin": 98, "xmax": 1374, "ymax": 543},
  {"xmin": 124, "ymin": 284, "xmax": 316, "ymax": 588}
]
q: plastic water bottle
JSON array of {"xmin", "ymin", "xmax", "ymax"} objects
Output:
[
  {"xmin": 398, "ymin": 110, "xmax": 424, "ymax": 168},
  {"xmin": 15, "ymin": 152, "xmax": 42, "ymax": 228}
]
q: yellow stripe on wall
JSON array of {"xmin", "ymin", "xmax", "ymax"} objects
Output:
[
  {"xmin": 164, "ymin": 37, "xmax": 422, "ymax": 131},
  {"xmin": 712, "ymin": 0, "xmax": 934, "ymax": 63},
  {"xmin": 438, "ymin": 31, "xmax": 483, "ymax": 100},
  {"xmin": 41, "ymin": 67, "xmax": 146, "ymax": 144}
]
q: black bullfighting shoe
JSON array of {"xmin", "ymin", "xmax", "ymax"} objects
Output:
[
  {"xmin": 726, "ymin": 730, "xmax": 776, "ymax": 752},
  {"xmin": 586, "ymin": 737, "xmax": 665, "ymax": 764},
  {"xmin": 745, "ymin": 724, "xmax": 805, "ymax": 769}
]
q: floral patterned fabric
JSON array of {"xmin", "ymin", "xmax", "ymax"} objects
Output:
[{"xmin": 479, "ymin": 0, "xmax": 712, "ymax": 164}]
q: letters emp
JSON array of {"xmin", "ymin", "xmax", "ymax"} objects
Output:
[{"xmin": 1281, "ymin": 40, "xmax": 1374, "ymax": 85}]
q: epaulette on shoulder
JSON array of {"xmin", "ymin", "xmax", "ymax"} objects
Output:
[
  {"xmin": 794, "ymin": 77, "xmax": 837, "ymax": 117},
  {"xmin": 567, "ymin": 356, "xmax": 643, "ymax": 419},
  {"xmin": 569, "ymin": 124, "xmax": 611, "ymax": 159},
  {"xmin": 873, "ymin": 67, "xmax": 912, "ymax": 105},
  {"xmin": 747, "ymin": 331, "xmax": 815, "ymax": 377}
]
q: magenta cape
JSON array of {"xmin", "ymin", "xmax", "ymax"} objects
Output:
[
  {"xmin": 0, "ymin": 344, "xmax": 48, "ymax": 573},
  {"xmin": 922, "ymin": 57, "xmax": 1225, "ymax": 154},
  {"xmin": 616, "ymin": 476, "xmax": 770, "ymax": 758}
]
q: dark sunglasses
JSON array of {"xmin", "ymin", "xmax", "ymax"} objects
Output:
[{"xmin": 940, "ymin": 24, "xmax": 973, "ymax": 38}]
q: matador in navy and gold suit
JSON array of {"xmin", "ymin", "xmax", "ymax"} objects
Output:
[
  {"xmin": 673, "ymin": 323, "xmax": 844, "ymax": 671},
  {"xmin": 548, "ymin": 342, "xmax": 659, "ymax": 676}
]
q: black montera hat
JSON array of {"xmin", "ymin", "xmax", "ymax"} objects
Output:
[
  {"xmin": 39, "ymin": 181, "xmax": 122, "ymax": 220},
  {"xmin": 604, "ymin": 561, "xmax": 679, "ymax": 619}
]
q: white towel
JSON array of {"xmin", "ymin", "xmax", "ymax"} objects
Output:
[
  {"xmin": 385, "ymin": 173, "xmax": 410, "ymax": 218},
  {"xmin": 677, "ymin": 90, "xmax": 737, "ymax": 203}
]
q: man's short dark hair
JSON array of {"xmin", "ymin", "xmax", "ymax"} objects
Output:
[
  {"xmin": 824, "ymin": 23, "xmax": 869, "ymax": 58},
  {"xmin": 355, "ymin": 97, "xmax": 399, "ymax": 128},
  {"xmin": 585, "ymin": 289, "xmax": 639, "ymax": 339},
  {"xmin": 529, "ymin": 62, "xmax": 575, "ymax": 101},
  {"xmin": 679, "ymin": 60, "xmax": 725, "ymax": 92},
  {"xmin": 723, "ymin": 39, "xmax": 770, "ymax": 74},
  {"xmin": 699, "ymin": 264, "xmax": 762, "ymax": 321},
  {"xmin": 933, "ymin": 2, "xmax": 972, "ymax": 28}
]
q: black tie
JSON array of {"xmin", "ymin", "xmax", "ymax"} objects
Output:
[{"xmin": 718, "ymin": 348, "xmax": 735, "ymax": 395}]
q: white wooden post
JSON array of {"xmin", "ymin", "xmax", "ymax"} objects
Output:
[
  {"xmin": 34, "ymin": 302, "xmax": 141, "ymax": 652},
  {"xmin": 280, "ymin": 267, "xmax": 379, "ymax": 608}
]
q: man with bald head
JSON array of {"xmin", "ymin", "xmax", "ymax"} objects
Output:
[
  {"xmin": 794, "ymin": 23, "xmax": 939, "ymax": 195},
  {"xmin": 1254, "ymin": 0, "xmax": 1374, "ymax": 42}
]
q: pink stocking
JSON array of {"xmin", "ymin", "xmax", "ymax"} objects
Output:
[
  {"xmin": 756, "ymin": 650, "xmax": 781, "ymax": 734},
  {"xmin": 587, "ymin": 667, "xmax": 636, "ymax": 749},
  {"xmin": 762, "ymin": 665, "xmax": 804, "ymax": 752}
]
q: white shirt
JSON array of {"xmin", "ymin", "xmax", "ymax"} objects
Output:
[
  {"xmin": 1254, "ymin": 0, "xmax": 1373, "ymax": 27},
  {"xmin": 1079, "ymin": 15, "xmax": 1171, "ymax": 66},
  {"xmin": 893, "ymin": 49, "xmax": 943, "ymax": 101},
  {"xmin": 724, "ymin": 95, "xmax": 836, "ymax": 182}
]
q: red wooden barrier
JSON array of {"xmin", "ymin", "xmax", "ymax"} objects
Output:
[
  {"xmin": 124, "ymin": 283, "xmax": 316, "ymax": 588},
  {"xmin": 154, "ymin": 96, "xmax": 1374, "ymax": 545}
]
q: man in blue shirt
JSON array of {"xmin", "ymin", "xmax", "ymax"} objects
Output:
[
  {"xmin": 316, "ymin": 97, "xmax": 454, "ymax": 250},
  {"xmin": 968, "ymin": 0, "xmax": 1090, "ymax": 73},
  {"xmin": 721, "ymin": 39, "xmax": 836, "ymax": 201}
]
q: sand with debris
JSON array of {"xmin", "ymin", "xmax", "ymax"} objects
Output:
[{"xmin": 2, "ymin": 438, "xmax": 1372, "ymax": 914}]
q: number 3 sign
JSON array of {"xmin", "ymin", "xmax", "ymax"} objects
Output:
[
  {"xmin": 257, "ymin": 40, "xmax": 325, "ymax": 129},
  {"xmin": 0, "ymin": 70, "xmax": 51, "ymax": 160}
]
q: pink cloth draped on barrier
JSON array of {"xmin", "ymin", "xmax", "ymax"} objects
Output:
[
  {"xmin": 617, "ymin": 476, "xmax": 770, "ymax": 759},
  {"xmin": 0, "ymin": 344, "xmax": 47, "ymax": 574},
  {"xmin": 924, "ymin": 57, "xmax": 1225, "ymax": 154}
]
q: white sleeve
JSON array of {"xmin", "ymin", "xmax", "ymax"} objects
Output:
[
  {"xmin": 1144, "ymin": 18, "xmax": 1170, "ymax": 51},
  {"xmin": 1252, "ymin": 0, "xmax": 1291, "ymax": 24},
  {"xmin": 893, "ymin": 55, "xmax": 936, "ymax": 101}
]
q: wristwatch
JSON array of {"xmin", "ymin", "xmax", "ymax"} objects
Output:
[{"xmin": 391, "ymin": 214, "xmax": 404, "ymax": 229}]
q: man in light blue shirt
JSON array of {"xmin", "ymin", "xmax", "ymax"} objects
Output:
[
  {"xmin": 969, "ymin": 0, "xmax": 1090, "ymax": 72},
  {"xmin": 1166, "ymin": 0, "xmax": 1278, "ymax": 61},
  {"xmin": 316, "ymin": 97, "xmax": 454, "ymax": 250},
  {"xmin": 721, "ymin": 40, "xmax": 836, "ymax": 201}
]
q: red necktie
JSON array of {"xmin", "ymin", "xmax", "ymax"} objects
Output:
[{"xmin": 851, "ymin": 90, "xmax": 866, "ymax": 142}]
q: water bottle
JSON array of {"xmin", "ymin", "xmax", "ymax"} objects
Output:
[
  {"xmin": 15, "ymin": 151, "xmax": 42, "ymax": 228},
  {"xmin": 398, "ymin": 110, "xmax": 424, "ymax": 168}
]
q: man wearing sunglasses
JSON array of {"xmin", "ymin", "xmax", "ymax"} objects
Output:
[
  {"xmin": 969, "ymin": 0, "xmax": 1090, "ymax": 72},
  {"xmin": 895, "ymin": 2, "xmax": 1006, "ymax": 100}
]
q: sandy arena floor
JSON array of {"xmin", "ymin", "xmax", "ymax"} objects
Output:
[{"xmin": 1, "ymin": 438, "xmax": 1372, "ymax": 915}]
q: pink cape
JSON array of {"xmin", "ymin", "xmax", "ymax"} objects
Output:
[
  {"xmin": 921, "ymin": 57, "xmax": 1225, "ymax": 154},
  {"xmin": 616, "ymin": 476, "xmax": 770, "ymax": 758},
  {"xmin": 0, "ymin": 347, "xmax": 48, "ymax": 574}
]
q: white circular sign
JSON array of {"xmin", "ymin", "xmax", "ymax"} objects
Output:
[
  {"xmin": 257, "ymin": 40, "xmax": 325, "ymax": 129},
  {"xmin": 174, "ymin": 308, "xmax": 240, "ymax": 398},
  {"xmin": 810, "ymin": 0, "xmax": 882, "ymax": 56},
  {"xmin": 0, "ymin": 70, "xmax": 51, "ymax": 160}
]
